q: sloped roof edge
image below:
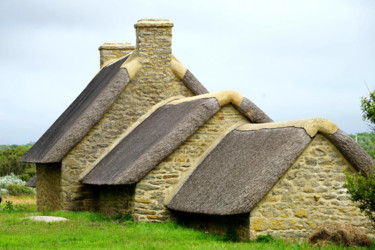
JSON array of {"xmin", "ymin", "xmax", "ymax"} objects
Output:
[
  {"xmin": 325, "ymin": 129, "xmax": 374, "ymax": 174},
  {"xmin": 167, "ymin": 119, "xmax": 373, "ymax": 215},
  {"xmin": 82, "ymin": 97, "xmax": 221, "ymax": 185},
  {"xmin": 236, "ymin": 118, "xmax": 338, "ymax": 137},
  {"xmin": 236, "ymin": 119, "xmax": 372, "ymax": 173},
  {"xmin": 78, "ymin": 96, "xmax": 182, "ymax": 181},
  {"xmin": 167, "ymin": 127, "xmax": 312, "ymax": 215},
  {"xmin": 168, "ymin": 90, "xmax": 273, "ymax": 123},
  {"xmin": 20, "ymin": 56, "xmax": 131, "ymax": 163},
  {"xmin": 25, "ymin": 174, "xmax": 37, "ymax": 188}
]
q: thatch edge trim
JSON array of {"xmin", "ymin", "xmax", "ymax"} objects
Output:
[
  {"xmin": 168, "ymin": 90, "xmax": 243, "ymax": 107},
  {"xmin": 164, "ymin": 120, "xmax": 249, "ymax": 205},
  {"xmin": 79, "ymin": 96, "xmax": 184, "ymax": 181},
  {"xmin": 170, "ymin": 55, "xmax": 187, "ymax": 79},
  {"xmin": 237, "ymin": 118, "xmax": 338, "ymax": 137},
  {"xmin": 324, "ymin": 129, "xmax": 374, "ymax": 174},
  {"xmin": 168, "ymin": 91, "xmax": 272, "ymax": 123},
  {"xmin": 120, "ymin": 52, "xmax": 142, "ymax": 80}
]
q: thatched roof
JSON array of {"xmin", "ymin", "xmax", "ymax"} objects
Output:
[
  {"xmin": 20, "ymin": 56, "xmax": 131, "ymax": 163},
  {"xmin": 167, "ymin": 119, "xmax": 374, "ymax": 215},
  {"xmin": 82, "ymin": 90, "xmax": 272, "ymax": 185},
  {"xmin": 325, "ymin": 129, "xmax": 373, "ymax": 174},
  {"xmin": 82, "ymin": 97, "xmax": 221, "ymax": 185},
  {"xmin": 20, "ymin": 54, "xmax": 212, "ymax": 164},
  {"xmin": 25, "ymin": 174, "xmax": 37, "ymax": 188},
  {"xmin": 182, "ymin": 70, "xmax": 209, "ymax": 95},
  {"xmin": 167, "ymin": 127, "xmax": 312, "ymax": 215},
  {"xmin": 236, "ymin": 97, "xmax": 273, "ymax": 123}
]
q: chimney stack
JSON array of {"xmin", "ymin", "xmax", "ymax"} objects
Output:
[
  {"xmin": 98, "ymin": 42, "xmax": 134, "ymax": 68},
  {"xmin": 134, "ymin": 19, "xmax": 173, "ymax": 66}
]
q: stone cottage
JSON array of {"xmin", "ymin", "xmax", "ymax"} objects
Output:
[{"xmin": 21, "ymin": 19, "xmax": 374, "ymax": 240}]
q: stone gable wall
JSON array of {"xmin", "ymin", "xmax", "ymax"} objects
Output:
[
  {"xmin": 60, "ymin": 69, "xmax": 192, "ymax": 211},
  {"xmin": 60, "ymin": 21, "xmax": 193, "ymax": 211},
  {"xmin": 249, "ymin": 134, "xmax": 373, "ymax": 240},
  {"xmin": 133, "ymin": 105, "xmax": 248, "ymax": 222}
]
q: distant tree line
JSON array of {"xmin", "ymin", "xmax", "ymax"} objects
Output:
[{"xmin": 0, "ymin": 144, "xmax": 35, "ymax": 181}]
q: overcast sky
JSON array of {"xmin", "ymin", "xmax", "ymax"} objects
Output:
[{"xmin": 1, "ymin": 0, "xmax": 374, "ymax": 144}]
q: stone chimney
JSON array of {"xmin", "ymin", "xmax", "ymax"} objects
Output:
[
  {"xmin": 98, "ymin": 42, "xmax": 134, "ymax": 68},
  {"xmin": 134, "ymin": 19, "xmax": 173, "ymax": 66}
]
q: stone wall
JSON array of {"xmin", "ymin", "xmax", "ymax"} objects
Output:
[
  {"xmin": 36, "ymin": 163, "xmax": 61, "ymax": 211},
  {"xmin": 98, "ymin": 185, "xmax": 135, "ymax": 217},
  {"xmin": 133, "ymin": 104, "xmax": 248, "ymax": 222},
  {"xmin": 99, "ymin": 43, "xmax": 134, "ymax": 68},
  {"xmin": 249, "ymin": 134, "xmax": 373, "ymax": 240},
  {"xmin": 60, "ymin": 19, "xmax": 193, "ymax": 212}
]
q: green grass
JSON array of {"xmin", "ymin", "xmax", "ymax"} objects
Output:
[{"xmin": 0, "ymin": 203, "xmax": 371, "ymax": 249}]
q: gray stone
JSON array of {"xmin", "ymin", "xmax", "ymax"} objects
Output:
[{"xmin": 27, "ymin": 216, "xmax": 68, "ymax": 222}]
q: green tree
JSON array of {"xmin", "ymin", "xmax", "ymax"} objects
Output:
[
  {"xmin": 345, "ymin": 90, "xmax": 375, "ymax": 227},
  {"xmin": 361, "ymin": 91, "xmax": 375, "ymax": 130},
  {"xmin": 0, "ymin": 145, "xmax": 35, "ymax": 177},
  {"xmin": 345, "ymin": 170, "xmax": 375, "ymax": 227}
]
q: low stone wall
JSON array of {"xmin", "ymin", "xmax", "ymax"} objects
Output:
[
  {"xmin": 98, "ymin": 185, "xmax": 135, "ymax": 217},
  {"xmin": 249, "ymin": 134, "xmax": 374, "ymax": 240},
  {"xmin": 36, "ymin": 163, "xmax": 61, "ymax": 211},
  {"xmin": 133, "ymin": 105, "xmax": 248, "ymax": 222}
]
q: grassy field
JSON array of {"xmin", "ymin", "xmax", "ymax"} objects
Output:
[{"xmin": 0, "ymin": 197, "xmax": 371, "ymax": 249}]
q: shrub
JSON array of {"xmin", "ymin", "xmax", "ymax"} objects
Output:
[
  {"xmin": 6, "ymin": 184, "xmax": 35, "ymax": 196},
  {"xmin": 256, "ymin": 234, "xmax": 273, "ymax": 243},
  {"xmin": 19, "ymin": 168, "xmax": 36, "ymax": 182},
  {"xmin": 1, "ymin": 188, "xmax": 8, "ymax": 198},
  {"xmin": 344, "ymin": 169, "xmax": 375, "ymax": 227},
  {"xmin": 4, "ymin": 201, "xmax": 14, "ymax": 211},
  {"xmin": 0, "ymin": 173, "xmax": 25, "ymax": 189}
]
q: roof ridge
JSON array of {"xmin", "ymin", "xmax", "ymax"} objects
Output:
[{"xmin": 236, "ymin": 118, "xmax": 338, "ymax": 137}]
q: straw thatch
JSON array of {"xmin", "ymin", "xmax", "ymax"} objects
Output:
[
  {"xmin": 236, "ymin": 97, "xmax": 273, "ymax": 123},
  {"xmin": 326, "ymin": 129, "xmax": 374, "ymax": 174},
  {"xmin": 182, "ymin": 70, "xmax": 209, "ymax": 95},
  {"xmin": 167, "ymin": 127, "xmax": 312, "ymax": 215},
  {"xmin": 25, "ymin": 174, "xmax": 37, "ymax": 188},
  {"xmin": 308, "ymin": 222, "xmax": 372, "ymax": 247},
  {"xmin": 82, "ymin": 98, "xmax": 221, "ymax": 185},
  {"xmin": 20, "ymin": 56, "xmax": 130, "ymax": 163}
]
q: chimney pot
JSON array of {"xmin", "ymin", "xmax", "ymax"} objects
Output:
[
  {"xmin": 98, "ymin": 42, "xmax": 134, "ymax": 68},
  {"xmin": 134, "ymin": 19, "xmax": 173, "ymax": 65}
]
